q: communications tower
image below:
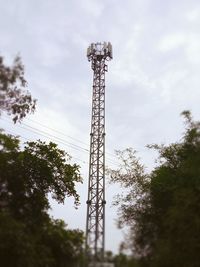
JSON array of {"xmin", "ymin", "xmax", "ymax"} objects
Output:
[{"xmin": 86, "ymin": 42, "xmax": 113, "ymax": 265}]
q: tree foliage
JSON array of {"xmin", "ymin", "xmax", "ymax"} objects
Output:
[
  {"xmin": 0, "ymin": 55, "xmax": 36, "ymax": 122},
  {"xmin": 109, "ymin": 111, "xmax": 200, "ymax": 267},
  {"xmin": 0, "ymin": 53, "xmax": 85, "ymax": 266},
  {"xmin": 103, "ymin": 250, "xmax": 139, "ymax": 267},
  {"xmin": 0, "ymin": 131, "xmax": 84, "ymax": 267},
  {"xmin": 113, "ymin": 253, "xmax": 139, "ymax": 267}
]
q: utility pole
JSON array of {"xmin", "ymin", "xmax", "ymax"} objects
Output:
[{"xmin": 86, "ymin": 42, "xmax": 113, "ymax": 266}]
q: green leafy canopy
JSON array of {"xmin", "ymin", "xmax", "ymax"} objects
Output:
[{"xmin": 109, "ymin": 111, "xmax": 200, "ymax": 267}]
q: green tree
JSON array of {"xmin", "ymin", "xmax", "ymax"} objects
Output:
[
  {"xmin": 0, "ymin": 54, "xmax": 84, "ymax": 267},
  {"xmin": 0, "ymin": 55, "xmax": 36, "ymax": 122},
  {"xmin": 0, "ymin": 131, "xmax": 84, "ymax": 267},
  {"xmin": 109, "ymin": 112, "xmax": 200, "ymax": 267},
  {"xmin": 113, "ymin": 253, "xmax": 139, "ymax": 267},
  {"xmin": 43, "ymin": 219, "xmax": 84, "ymax": 267},
  {"xmin": 105, "ymin": 250, "xmax": 114, "ymax": 262},
  {"xmin": 0, "ymin": 212, "xmax": 84, "ymax": 267}
]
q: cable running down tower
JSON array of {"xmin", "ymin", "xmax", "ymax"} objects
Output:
[{"xmin": 86, "ymin": 42, "xmax": 113, "ymax": 265}]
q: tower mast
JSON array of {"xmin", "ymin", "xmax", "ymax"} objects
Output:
[{"xmin": 86, "ymin": 42, "xmax": 113, "ymax": 265}]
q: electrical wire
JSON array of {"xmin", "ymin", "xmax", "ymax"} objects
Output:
[
  {"xmin": 4, "ymin": 128, "xmax": 89, "ymax": 165},
  {"xmin": 1, "ymin": 116, "xmax": 119, "ymax": 167},
  {"xmin": 26, "ymin": 117, "xmax": 118, "ymax": 158}
]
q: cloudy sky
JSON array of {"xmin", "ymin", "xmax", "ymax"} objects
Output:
[{"xmin": 1, "ymin": 0, "xmax": 200, "ymax": 254}]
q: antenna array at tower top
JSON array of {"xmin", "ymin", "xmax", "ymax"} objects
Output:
[{"xmin": 87, "ymin": 42, "xmax": 113, "ymax": 61}]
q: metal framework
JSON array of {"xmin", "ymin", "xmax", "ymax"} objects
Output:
[{"xmin": 86, "ymin": 42, "xmax": 113, "ymax": 265}]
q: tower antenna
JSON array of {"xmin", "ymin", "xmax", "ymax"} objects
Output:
[{"xmin": 86, "ymin": 42, "xmax": 113, "ymax": 266}]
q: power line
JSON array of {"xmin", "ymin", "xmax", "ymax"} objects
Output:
[
  {"xmin": 25, "ymin": 117, "xmax": 117, "ymax": 158},
  {"xmin": 28, "ymin": 117, "xmax": 90, "ymax": 147},
  {"xmin": 1, "ymin": 115, "xmax": 117, "ymax": 156},
  {"xmin": 1, "ymin": 117, "xmax": 119, "ymax": 167},
  {"xmin": 22, "ymin": 122, "xmax": 89, "ymax": 152},
  {"xmin": 22, "ymin": 120, "xmax": 119, "ymax": 164},
  {"xmin": 4, "ymin": 128, "xmax": 89, "ymax": 165}
]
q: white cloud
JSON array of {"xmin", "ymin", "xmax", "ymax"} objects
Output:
[
  {"xmin": 186, "ymin": 33, "xmax": 200, "ymax": 63},
  {"xmin": 158, "ymin": 33, "xmax": 187, "ymax": 52},
  {"xmin": 79, "ymin": 0, "xmax": 104, "ymax": 18},
  {"xmin": 186, "ymin": 7, "xmax": 200, "ymax": 21}
]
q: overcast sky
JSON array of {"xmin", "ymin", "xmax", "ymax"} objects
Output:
[{"xmin": 1, "ymin": 0, "xmax": 200, "ymax": 254}]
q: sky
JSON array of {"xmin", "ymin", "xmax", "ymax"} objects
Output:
[{"xmin": 0, "ymin": 0, "xmax": 200, "ymax": 254}]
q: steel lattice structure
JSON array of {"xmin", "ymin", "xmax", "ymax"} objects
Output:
[{"xmin": 86, "ymin": 42, "xmax": 113, "ymax": 265}]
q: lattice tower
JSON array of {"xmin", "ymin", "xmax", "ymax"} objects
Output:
[{"xmin": 86, "ymin": 42, "xmax": 113, "ymax": 264}]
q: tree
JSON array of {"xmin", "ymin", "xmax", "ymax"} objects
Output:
[
  {"xmin": 109, "ymin": 111, "xmax": 200, "ymax": 267},
  {"xmin": 43, "ymin": 219, "xmax": 84, "ymax": 267},
  {"xmin": 0, "ymin": 212, "xmax": 85, "ymax": 267},
  {"xmin": 0, "ymin": 54, "xmax": 85, "ymax": 266},
  {"xmin": 0, "ymin": 131, "xmax": 81, "ymax": 221},
  {"xmin": 0, "ymin": 55, "xmax": 36, "ymax": 122},
  {"xmin": 0, "ymin": 131, "xmax": 84, "ymax": 267},
  {"xmin": 108, "ymin": 148, "xmax": 150, "ymax": 257},
  {"xmin": 113, "ymin": 253, "xmax": 139, "ymax": 267}
]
